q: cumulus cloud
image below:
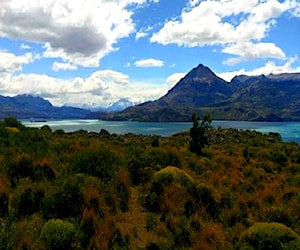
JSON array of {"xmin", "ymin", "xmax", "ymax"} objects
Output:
[
  {"xmin": 19, "ymin": 43, "xmax": 31, "ymax": 50},
  {"xmin": 217, "ymin": 58, "xmax": 300, "ymax": 82},
  {"xmin": 0, "ymin": 66, "xmax": 168, "ymax": 108},
  {"xmin": 0, "ymin": 0, "xmax": 152, "ymax": 67},
  {"xmin": 223, "ymin": 42, "xmax": 286, "ymax": 65},
  {"xmin": 0, "ymin": 51, "xmax": 35, "ymax": 74},
  {"xmin": 151, "ymin": 0, "xmax": 299, "ymax": 63},
  {"xmin": 135, "ymin": 25, "xmax": 153, "ymax": 40},
  {"xmin": 166, "ymin": 72, "xmax": 186, "ymax": 87},
  {"xmin": 135, "ymin": 31, "xmax": 148, "ymax": 40},
  {"xmin": 52, "ymin": 62, "xmax": 78, "ymax": 71},
  {"xmin": 135, "ymin": 58, "xmax": 164, "ymax": 67}
]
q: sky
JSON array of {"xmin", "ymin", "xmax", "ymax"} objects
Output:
[{"xmin": 0, "ymin": 0, "xmax": 300, "ymax": 109}]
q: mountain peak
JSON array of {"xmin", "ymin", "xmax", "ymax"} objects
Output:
[{"xmin": 183, "ymin": 64, "xmax": 224, "ymax": 84}]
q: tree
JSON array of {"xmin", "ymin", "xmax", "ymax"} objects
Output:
[
  {"xmin": 3, "ymin": 117, "xmax": 25, "ymax": 130},
  {"xmin": 189, "ymin": 114, "xmax": 212, "ymax": 155}
]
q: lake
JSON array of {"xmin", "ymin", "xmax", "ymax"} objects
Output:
[{"xmin": 22, "ymin": 119, "xmax": 300, "ymax": 143}]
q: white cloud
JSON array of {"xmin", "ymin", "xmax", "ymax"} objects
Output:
[
  {"xmin": 135, "ymin": 58, "xmax": 164, "ymax": 67},
  {"xmin": 0, "ymin": 66, "xmax": 168, "ymax": 108},
  {"xmin": 0, "ymin": 0, "xmax": 138, "ymax": 67},
  {"xmin": 135, "ymin": 31, "xmax": 148, "ymax": 40},
  {"xmin": 166, "ymin": 72, "xmax": 186, "ymax": 87},
  {"xmin": 135, "ymin": 25, "xmax": 153, "ymax": 40},
  {"xmin": 19, "ymin": 43, "xmax": 31, "ymax": 50},
  {"xmin": 217, "ymin": 58, "xmax": 300, "ymax": 82},
  {"xmin": 52, "ymin": 61, "xmax": 78, "ymax": 71},
  {"xmin": 222, "ymin": 42, "xmax": 286, "ymax": 65},
  {"xmin": 0, "ymin": 51, "xmax": 34, "ymax": 74},
  {"xmin": 151, "ymin": 0, "xmax": 299, "ymax": 63}
]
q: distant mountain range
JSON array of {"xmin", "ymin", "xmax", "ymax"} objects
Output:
[
  {"xmin": 100, "ymin": 64, "xmax": 300, "ymax": 121},
  {"xmin": 0, "ymin": 94, "xmax": 133, "ymax": 120},
  {"xmin": 0, "ymin": 94, "xmax": 90, "ymax": 119},
  {"xmin": 1, "ymin": 64, "xmax": 300, "ymax": 121}
]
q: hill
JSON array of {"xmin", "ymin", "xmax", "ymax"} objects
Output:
[
  {"xmin": 0, "ymin": 94, "xmax": 90, "ymax": 119},
  {"xmin": 0, "ymin": 119, "xmax": 299, "ymax": 249},
  {"xmin": 100, "ymin": 64, "xmax": 300, "ymax": 121}
]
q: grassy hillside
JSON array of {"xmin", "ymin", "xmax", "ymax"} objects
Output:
[{"xmin": 0, "ymin": 118, "xmax": 299, "ymax": 249}]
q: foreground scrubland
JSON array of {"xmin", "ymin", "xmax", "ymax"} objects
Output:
[{"xmin": 0, "ymin": 118, "xmax": 299, "ymax": 249}]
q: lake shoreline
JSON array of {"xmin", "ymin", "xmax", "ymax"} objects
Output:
[{"xmin": 22, "ymin": 119, "xmax": 300, "ymax": 144}]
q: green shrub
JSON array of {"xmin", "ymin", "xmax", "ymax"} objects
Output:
[
  {"xmin": 192, "ymin": 183, "xmax": 220, "ymax": 218},
  {"xmin": 262, "ymin": 207, "xmax": 293, "ymax": 228},
  {"xmin": 0, "ymin": 219, "xmax": 7, "ymax": 250},
  {"xmin": 71, "ymin": 146, "xmax": 118, "ymax": 181},
  {"xmin": 142, "ymin": 167, "xmax": 194, "ymax": 213},
  {"xmin": 128, "ymin": 154, "xmax": 150, "ymax": 185},
  {"xmin": 10, "ymin": 179, "xmax": 44, "ymax": 217},
  {"xmin": 41, "ymin": 176, "xmax": 83, "ymax": 219},
  {"xmin": 0, "ymin": 193, "xmax": 8, "ymax": 217},
  {"xmin": 145, "ymin": 213, "xmax": 159, "ymax": 231},
  {"xmin": 41, "ymin": 219, "xmax": 75, "ymax": 250},
  {"xmin": 3, "ymin": 117, "xmax": 24, "ymax": 130},
  {"xmin": 6, "ymin": 215, "xmax": 44, "ymax": 250},
  {"xmin": 239, "ymin": 222, "xmax": 300, "ymax": 250},
  {"xmin": 6, "ymin": 154, "xmax": 34, "ymax": 187}
]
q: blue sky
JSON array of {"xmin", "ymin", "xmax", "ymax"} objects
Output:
[{"xmin": 0, "ymin": 0, "xmax": 299, "ymax": 108}]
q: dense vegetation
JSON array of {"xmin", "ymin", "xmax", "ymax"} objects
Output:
[{"xmin": 0, "ymin": 117, "xmax": 299, "ymax": 249}]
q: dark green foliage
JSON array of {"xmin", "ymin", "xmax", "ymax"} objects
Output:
[
  {"xmin": 34, "ymin": 164, "xmax": 56, "ymax": 181},
  {"xmin": 0, "ymin": 219, "xmax": 7, "ymax": 250},
  {"xmin": 189, "ymin": 114, "xmax": 212, "ymax": 155},
  {"xmin": 6, "ymin": 154, "xmax": 34, "ymax": 187},
  {"xmin": 128, "ymin": 146, "xmax": 181, "ymax": 185},
  {"xmin": 3, "ymin": 117, "xmax": 24, "ymax": 130},
  {"xmin": 41, "ymin": 176, "xmax": 83, "ymax": 219},
  {"xmin": 71, "ymin": 146, "xmax": 118, "ymax": 181},
  {"xmin": 151, "ymin": 136, "xmax": 160, "ymax": 147},
  {"xmin": 109, "ymin": 228, "xmax": 129, "ymax": 250},
  {"xmin": 10, "ymin": 179, "xmax": 44, "ymax": 217},
  {"xmin": 128, "ymin": 156, "xmax": 149, "ymax": 185},
  {"xmin": 263, "ymin": 208, "xmax": 294, "ymax": 228},
  {"xmin": 272, "ymin": 150, "xmax": 288, "ymax": 170},
  {"xmin": 192, "ymin": 183, "xmax": 220, "ymax": 218},
  {"xmin": 0, "ymin": 193, "xmax": 8, "ymax": 217},
  {"xmin": 0, "ymin": 118, "xmax": 299, "ymax": 249},
  {"xmin": 239, "ymin": 222, "xmax": 300, "ymax": 250},
  {"xmin": 41, "ymin": 219, "xmax": 76, "ymax": 250}
]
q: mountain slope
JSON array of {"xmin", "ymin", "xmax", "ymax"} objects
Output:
[
  {"xmin": 100, "ymin": 65, "xmax": 300, "ymax": 122},
  {"xmin": 0, "ymin": 94, "xmax": 90, "ymax": 119}
]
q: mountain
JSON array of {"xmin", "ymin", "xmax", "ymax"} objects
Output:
[
  {"xmin": 106, "ymin": 98, "xmax": 134, "ymax": 112},
  {"xmin": 0, "ymin": 94, "xmax": 90, "ymax": 119},
  {"xmin": 100, "ymin": 64, "xmax": 300, "ymax": 122}
]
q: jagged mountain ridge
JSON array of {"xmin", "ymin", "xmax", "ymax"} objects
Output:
[
  {"xmin": 100, "ymin": 64, "xmax": 300, "ymax": 121},
  {"xmin": 0, "ymin": 94, "xmax": 90, "ymax": 119},
  {"xmin": 0, "ymin": 95, "xmax": 135, "ymax": 119},
  {"xmin": 1, "ymin": 64, "xmax": 300, "ymax": 121}
]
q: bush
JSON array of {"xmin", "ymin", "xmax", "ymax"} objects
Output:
[
  {"xmin": 41, "ymin": 176, "xmax": 83, "ymax": 219},
  {"xmin": 41, "ymin": 219, "xmax": 75, "ymax": 250},
  {"xmin": 3, "ymin": 117, "xmax": 24, "ymax": 130},
  {"xmin": 142, "ymin": 167, "xmax": 194, "ymax": 213},
  {"xmin": 0, "ymin": 177, "xmax": 9, "ymax": 217},
  {"xmin": 6, "ymin": 154, "xmax": 34, "ymax": 187},
  {"xmin": 10, "ymin": 179, "xmax": 44, "ymax": 217},
  {"xmin": 239, "ymin": 222, "xmax": 300, "ymax": 250},
  {"xmin": 192, "ymin": 183, "xmax": 220, "ymax": 219},
  {"xmin": 71, "ymin": 146, "xmax": 118, "ymax": 181},
  {"xmin": 0, "ymin": 219, "xmax": 7, "ymax": 250},
  {"xmin": 6, "ymin": 215, "xmax": 44, "ymax": 250}
]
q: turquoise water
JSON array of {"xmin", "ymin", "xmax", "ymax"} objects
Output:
[{"xmin": 22, "ymin": 120, "xmax": 300, "ymax": 143}]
